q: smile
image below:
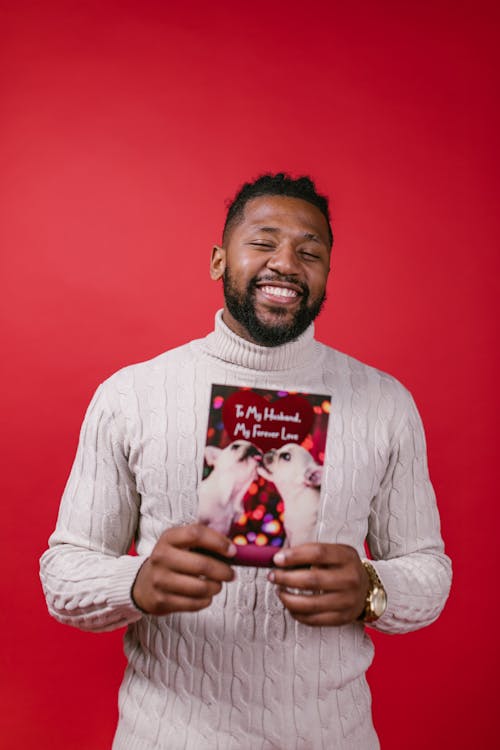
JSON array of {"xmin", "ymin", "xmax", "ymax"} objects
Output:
[{"xmin": 259, "ymin": 285, "xmax": 299, "ymax": 300}]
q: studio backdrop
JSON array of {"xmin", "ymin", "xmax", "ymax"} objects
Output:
[{"xmin": 1, "ymin": 2, "xmax": 498, "ymax": 749}]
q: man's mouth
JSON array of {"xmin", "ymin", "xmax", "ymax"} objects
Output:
[
  {"xmin": 253, "ymin": 277, "xmax": 306, "ymax": 307},
  {"xmin": 259, "ymin": 285, "xmax": 299, "ymax": 300}
]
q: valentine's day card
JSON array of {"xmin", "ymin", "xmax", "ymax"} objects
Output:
[{"xmin": 197, "ymin": 384, "xmax": 331, "ymax": 566}]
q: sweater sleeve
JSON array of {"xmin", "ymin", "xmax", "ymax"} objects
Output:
[
  {"xmin": 366, "ymin": 392, "xmax": 452, "ymax": 634},
  {"xmin": 39, "ymin": 383, "xmax": 146, "ymax": 632}
]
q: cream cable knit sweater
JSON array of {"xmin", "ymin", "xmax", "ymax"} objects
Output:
[{"xmin": 40, "ymin": 311, "xmax": 451, "ymax": 749}]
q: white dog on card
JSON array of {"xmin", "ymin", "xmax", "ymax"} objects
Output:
[
  {"xmin": 258, "ymin": 443, "xmax": 323, "ymax": 547},
  {"xmin": 198, "ymin": 440, "xmax": 262, "ymax": 535}
]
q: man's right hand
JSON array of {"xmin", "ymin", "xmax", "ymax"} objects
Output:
[{"xmin": 131, "ymin": 523, "xmax": 236, "ymax": 615}]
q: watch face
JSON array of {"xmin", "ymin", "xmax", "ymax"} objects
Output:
[{"xmin": 371, "ymin": 587, "xmax": 387, "ymax": 618}]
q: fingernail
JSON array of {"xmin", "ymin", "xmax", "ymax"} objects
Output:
[
  {"xmin": 227, "ymin": 543, "xmax": 237, "ymax": 557},
  {"xmin": 268, "ymin": 570, "xmax": 275, "ymax": 583},
  {"xmin": 273, "ymin": 551, "xmax": 285, "ymax": 565}
]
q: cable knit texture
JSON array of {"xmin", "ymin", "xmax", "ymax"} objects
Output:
[{"xmin": 40, "ymin": 311, "xmax": 451, "ymax": 749}]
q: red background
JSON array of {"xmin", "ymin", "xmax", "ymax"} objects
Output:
[{"xmin": 1, "ymin": 1, "xmax": 498, "ymax": 748}]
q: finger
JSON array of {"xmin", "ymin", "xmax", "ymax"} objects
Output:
[
  {"xmin": 145, "ymin": 591, "xmax": 216, "ymax": 616},
  {"xmin": 276, "ymin": 589, "xmax": 363, "ymax": 626},
  {"xmin": 132, "ymin": 552, "xmax": 229, "ymax": 615},
  {"xmin": 151, "ymin": 545, "xmax": 235, "ymax": 583},
  {"xmin": 273, "ymin": 543, "xmax": 357, "ymax": 569},
  {"xmin": 150, "ymin": 569, "xmax": 224, "ymax": 600},
  {"xmin": 160, "ymin": 523, "xmax": 237, "ymax": 559},
  {"xmin": 288, "ymin": 610, "xmax": 355, "ymax": 627},
  {"xmin": 269, "ymin": 566, "xmax": 349, "ymax": 593},
  {"xmin": 277, "ymin": 589, "xmax": 356, "ymax": 617}
]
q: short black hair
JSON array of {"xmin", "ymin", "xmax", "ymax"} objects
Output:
[{"xmin": 223, "ymin": 172, "xmax": 333, "ymax": 246}]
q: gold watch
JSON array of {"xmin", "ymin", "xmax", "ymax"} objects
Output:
[{"xmin": 358, "ymin": 560, "xmax": 387, "ymax": 623}]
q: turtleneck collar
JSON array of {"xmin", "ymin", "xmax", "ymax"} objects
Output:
[{"xmin": 200, "ymin": 310, "xmax": 318, "ymax": 372}]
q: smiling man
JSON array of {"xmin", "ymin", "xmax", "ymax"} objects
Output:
[
  {"xmin": 40, "ymin": 173, "xmax": 451, "ymax": 749},
  {"xmin": 215, "ymin": 185, "xmax": 331, "ymax": 346}
]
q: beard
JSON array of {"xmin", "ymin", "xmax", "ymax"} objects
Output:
[{"xmin": 222, "ymin": 269, "xmax": 326, "ymax": 347}]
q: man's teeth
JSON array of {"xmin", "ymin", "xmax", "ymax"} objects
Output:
[{"xmin": 261, "ymin": 285, "xmax": 298, "ymax": 298}]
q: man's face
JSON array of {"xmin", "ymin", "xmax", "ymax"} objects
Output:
[{"xmin": 211, "ymin": 195, "xmax": 331, "ymax": 346}]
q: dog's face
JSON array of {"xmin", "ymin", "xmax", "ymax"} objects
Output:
[
  {"xmin": 204, "ymin": 440, "xmax": 262, "ymax": 485},
  {"xmin": 199, "ymin": 441, "xmax": 263, "ymax": 532},
  {"xmin": 258, "ymin": 443, "xmax": 322, "ymax": 489}
]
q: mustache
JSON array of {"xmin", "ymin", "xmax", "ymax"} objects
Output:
[{"xmin": 249, "ymin": 273, "xmax": 309, "ymax": 298}]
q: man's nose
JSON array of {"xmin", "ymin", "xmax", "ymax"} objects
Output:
[{"xmin": 265, "ymin": 243, "xmax": 300, "ymax": 275}]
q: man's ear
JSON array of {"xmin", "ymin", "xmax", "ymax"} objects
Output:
[{"xmin": 210, "ymin": 245, "xmax": 226, "ymax": 280}]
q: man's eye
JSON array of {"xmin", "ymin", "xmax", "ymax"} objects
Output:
[
  {"xmin": 250, "ymin": 242, "xmax": 274, "ymax": 249},
  {"xmin": 300, "ymin": 250, "xmax": 320, "ymax": 259}
]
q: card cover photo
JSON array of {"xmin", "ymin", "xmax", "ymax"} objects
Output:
[{"xmin": 197, "ymin": 384, "xmax": 331, "ymax": 566}]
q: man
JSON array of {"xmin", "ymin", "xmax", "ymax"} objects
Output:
[{"xmin": 40, "ymin": 173, "xmax": 451, "ymax": 749}]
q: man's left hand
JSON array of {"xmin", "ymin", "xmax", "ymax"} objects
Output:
[{"xmin": 268, "ymin": 543, "xmax": 370, "ymax": 627}]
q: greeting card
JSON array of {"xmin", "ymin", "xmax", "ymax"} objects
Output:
[{"xmin": 197, "ymin": 384, "xmax": 331, "ymax": 566}]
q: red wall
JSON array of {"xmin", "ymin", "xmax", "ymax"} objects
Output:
[{"xmin": 1, "ymin": 1, "xmax": 498, "ymax": 748}]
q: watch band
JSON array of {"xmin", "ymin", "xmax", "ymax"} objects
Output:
[{"xmin": 358, "ymin": 560, "xmax": 387, "ymax": 623}]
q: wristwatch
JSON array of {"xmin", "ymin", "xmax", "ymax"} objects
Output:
[{"xmin": 358, "ymin": 560, "xmax": 387, "ymax": 623}]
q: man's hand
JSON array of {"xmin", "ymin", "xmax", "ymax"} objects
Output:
[
  {"xmin": 132, "ymin": 523, "xmax": 236, "ymax": 615},
  {"xmin": 268, "ymin": 543, "xmax": 370, "ymax": 627}
]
